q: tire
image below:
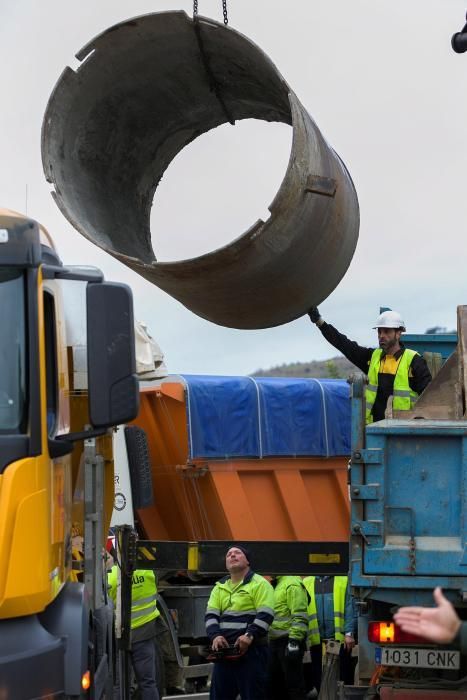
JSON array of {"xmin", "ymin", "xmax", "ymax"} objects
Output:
[{"xmin": 124, "ymin": 426, "xmax": 153, "ymax": 509}]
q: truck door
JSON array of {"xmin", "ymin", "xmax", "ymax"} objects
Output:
[{"xmin": 43, "ymin": 286, "xmax": 72, "ymax": 586}]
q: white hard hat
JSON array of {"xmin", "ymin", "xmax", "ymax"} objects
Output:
[{"xmin": 373, "ymin": 310, "xmax": 406, "ymax": 331}]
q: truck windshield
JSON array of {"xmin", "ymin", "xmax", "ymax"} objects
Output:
[{"xmin": 0, "ymin": 269, "xmax": 27, "ymax": 433}]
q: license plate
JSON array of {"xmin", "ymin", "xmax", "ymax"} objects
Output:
[{"xmin": 375, "ymin": 646, "xmax": 460, "ymax": 670}]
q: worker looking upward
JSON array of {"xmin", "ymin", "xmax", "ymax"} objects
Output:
[
  {"xmin": 205, "ymin": 545, "xmax": 275, "ymax": 700},
  {"xmin": 308, "ymin": 307, "xmax": 431, "ymax": 423}
]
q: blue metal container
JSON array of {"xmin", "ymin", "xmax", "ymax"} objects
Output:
[
  {"xmin": 402, "ymin": 333, "xmax": 457, "ymax": 362},
  {"xmin": 350, "ymin": 377, "xmax": 467, "ymax": 606}
]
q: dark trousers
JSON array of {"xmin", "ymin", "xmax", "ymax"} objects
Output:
[
  {"xmin": 155, "ymin": 616, "xmax": 183, "ymax": 690},
  {"xmin": 266, "ymin": 638, "xmax": 306, "ymax": 700},
  {"xmin": 131, "ymin": 638, "xmax": 160, "ymax": 700},
  {"xmin": 210, "ymin": 645, "xmax": 270, "ymax": 700},
  {"xmin": 304, "ymin": 643, "xmax": 355, "ymax": 693}
]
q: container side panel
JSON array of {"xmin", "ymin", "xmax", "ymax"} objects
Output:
[
  {"xmin": 302, "ymin": 467, "xmax": 350, "ymax": 540},
  {"xmin": 134, "ymin": 390, "xmax": 189, "ymax": 540},
  {"xmin": 362, "ymin": 427, "xmax": 467, "ymax": 578},
  {"xmin": 134, "ymin": 385, "xmax": 350, "ymax": 542},
  {"xmin": 208, "ymin": 470, "xmax": 261, "ymax": 540}
]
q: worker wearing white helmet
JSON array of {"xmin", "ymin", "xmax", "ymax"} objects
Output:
[
  {"xmin": 307, "ymin": 307, "xmax": 432, "ymax": 423},
  {"xmin": 373, "ymin": 310, "xmax": 406, "ymax": 331}
]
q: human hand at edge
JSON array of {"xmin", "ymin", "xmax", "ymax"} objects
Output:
[{"xmin": 393, "ymin": 587, "xmax": 461, "ymax": 644}]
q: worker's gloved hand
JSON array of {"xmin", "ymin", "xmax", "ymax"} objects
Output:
[
  {"xmin": 308, "ymin": 306, "xmax": 321, "ymax": 324},
  {"xmin": 285, "ymin": 639, "xmax": 301, "ymax": 658}
]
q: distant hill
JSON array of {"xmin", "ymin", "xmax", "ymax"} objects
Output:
[{"xmin": 252, "ymin": 355, "xmax": 359, "ymax": 379}]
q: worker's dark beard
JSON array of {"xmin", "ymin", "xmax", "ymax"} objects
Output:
[{"xmin": 380, "ymin": 336, "xmax": 398, "ymax": 353}]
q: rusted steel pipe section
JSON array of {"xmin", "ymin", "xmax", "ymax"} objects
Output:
[{"xmin": 42, "ymin": 11, "xmax": 359, "ymax": 329}]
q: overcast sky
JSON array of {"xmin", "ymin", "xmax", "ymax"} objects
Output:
[{"xmin": 1, "ymin": 1, "xmax": 466, "ymax": 375}]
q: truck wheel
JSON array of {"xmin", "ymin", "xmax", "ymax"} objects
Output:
[{"xmin": 124, "ymin": 426, "xmax": 153, "ymax": 509}]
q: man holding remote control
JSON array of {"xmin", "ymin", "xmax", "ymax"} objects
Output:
[{"xmin": 205, "ymin": 544, "xmax": 275, "ymax": 700}]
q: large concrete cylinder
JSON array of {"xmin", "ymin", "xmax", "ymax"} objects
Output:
[{"xmin": 42, "ymin": 11, "xmax": 359, "ymax": 329}]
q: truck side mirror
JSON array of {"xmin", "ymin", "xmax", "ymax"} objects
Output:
[{"xmin": 87, "ymin": 282, "xmax": 139, "ymax": 428}]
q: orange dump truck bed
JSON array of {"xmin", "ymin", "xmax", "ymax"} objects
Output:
[{"xmin": 133, "ymin": 375, "xmax": 351, "ymax": 542}]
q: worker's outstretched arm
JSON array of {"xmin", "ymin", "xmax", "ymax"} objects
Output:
[{"xmin": 307, "ymin": 307, "xmax": 372, "ymax": 374}]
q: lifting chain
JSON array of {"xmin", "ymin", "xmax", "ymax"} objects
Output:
[
  {"xmin": 191, "ymin": 0, "xmax": 235, "ymax": 125},
  {"xmin": 193, "ymin": 0, "xmax": 228, "ymax": 25}
]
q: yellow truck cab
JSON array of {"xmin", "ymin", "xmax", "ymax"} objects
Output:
[{"xmin": 0, "ymin": 209, "xmax": 139, "ymax": 698}]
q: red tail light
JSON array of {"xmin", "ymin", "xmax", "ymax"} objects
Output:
[{"xmin": 368, "ymin": 621, "xmax": 429, "ymax": 645}]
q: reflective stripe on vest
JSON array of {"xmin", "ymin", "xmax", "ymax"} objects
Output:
[
  {"xmin": 131, "ymin": 575, "xmax": 160, "ymax": 629},
  {"xmin": 131, "ymin": 592, "xmax": 158, "ymax": 622},
  {"xmin": 107, "ymin": 567, "xmax": 160, "ymax": 629},
  {"xmin": 303, "ymin": 576, "xmax": 348, "ymax": 644},
  {"xmin": 365, "ymin": 348, "xmax": 418, "ymax": 424},
  {"xmin": 332, "ymin": 577, "xmax": 347, "ymax": 640}
]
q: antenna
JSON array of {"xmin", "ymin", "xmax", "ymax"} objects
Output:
[{"xmin": 25, "ymin": 184, "xmax": 28, "ymax": 215}]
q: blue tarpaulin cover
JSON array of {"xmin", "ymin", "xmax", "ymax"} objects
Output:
[{"xmin": 179, "ymin": 375, "xmax": 351, "ymax": 459}]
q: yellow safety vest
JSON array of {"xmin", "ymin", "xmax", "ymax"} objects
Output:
[
  {"xmin": 365, "ymin": 348, "xmax": 418, "ymax": 424},
  {"xmin": 269, "ymin": 576, "xmax": 308, "ymax": 641},
  {"xmin": 108, "ymin": 567, "xmax": 160, "ymax": 630},
  {"xmin": 303, "ymin": 576, "xmax": 347, "ymax": 645}
]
